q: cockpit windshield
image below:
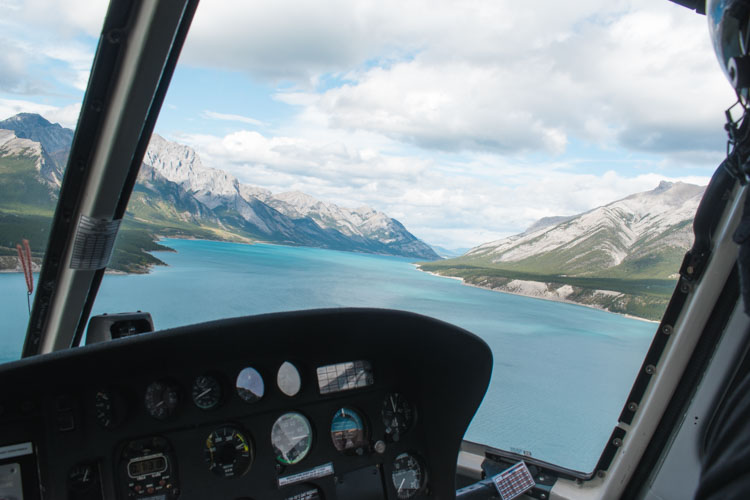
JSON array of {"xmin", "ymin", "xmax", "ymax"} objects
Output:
[
  {"xmin": 0, "ymin": 0, "xmax": 734, "ymax": 475},
  {"xmin": 0, "ymin": 0, "xmax": 106, "ymax": 355}
]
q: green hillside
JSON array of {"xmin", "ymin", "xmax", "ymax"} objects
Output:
[
  {"xmin": 419, "ymin": 261, "xmax": 675, "ymax": 320},
  {"xmin": 0, "ymin": 154, "xmax": 56, "ymax": 214},
  {"xmin": 0, "ymin": 150, "xmax": 261, "ymax": 273}
]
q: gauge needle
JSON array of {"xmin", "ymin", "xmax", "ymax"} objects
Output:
[
  {"xmin": 398, "ymin": 478, "xmax": 405, "ymax": 492},
  {"xmin": 196, "ymin": 388, "xmax": 212, "ymax": 398},
  {"xmin": 391, "ymin": 396, "xmax": 397, "ymax": 411}
]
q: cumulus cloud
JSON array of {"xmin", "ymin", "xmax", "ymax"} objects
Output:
[
  {"xmin": 41, "ymin": 43, "xmax": 95, "ymax": 91},
  {"xmin": 279, "ymin": 5, "xmax": 731, "ymax": 156},
  {"xmin": 180, "ymin": 0, "xmax": 734, "ymax": 159},
  {"xmin": 0, "ymin": 0, "xmax": 99, "ymax": 96},
  {"xmin": 11, "ymin": 0, "xmax": 107, "ymax": 38}
]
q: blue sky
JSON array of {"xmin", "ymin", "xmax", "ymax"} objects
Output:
[{"xmin": 0, "ymin": 0, "xmax": 736, "ymax": 248}]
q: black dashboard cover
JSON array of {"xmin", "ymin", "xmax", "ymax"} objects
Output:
[{"xmin": 0, "ymin": 308, "xmax": 493, "ymax": 499}]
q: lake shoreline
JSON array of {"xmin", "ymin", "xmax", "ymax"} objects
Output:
[{"xmin": 415, "ymin": 265, "xmax": 659, "ymax": 324}]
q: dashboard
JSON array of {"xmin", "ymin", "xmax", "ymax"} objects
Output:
[{"xmin": 0, "ymin": 308, "xmax": 492, "ymax": 499}]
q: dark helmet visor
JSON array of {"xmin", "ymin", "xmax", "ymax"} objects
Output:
[{"xmin": 708, "ymin": 0, "xmax": 750, "ymax": 88}]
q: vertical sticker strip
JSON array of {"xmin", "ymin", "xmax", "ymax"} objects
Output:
[{"xmin": 70, "ymin": 215, "xmax": 122, "ymax": 270}]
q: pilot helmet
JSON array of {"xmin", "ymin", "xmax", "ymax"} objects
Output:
[{"xmin": 708, "ymin": 0, "xmax": 750, "ymax": 91}]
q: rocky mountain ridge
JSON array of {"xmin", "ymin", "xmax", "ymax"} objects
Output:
[
  {"xmin": 0, "ymin": 113, "xmax": 439, "ymax": 266},
  {"xmin": 419, "ymin": 181, "xmax": 704, "ymax": 319},
  {"xmin": 142, "ymin": 132, "xmax": 439, "ymax": 259},
  {"xmin": 464, "ymin": 181, "xmax": 703, "ymax": 278}
]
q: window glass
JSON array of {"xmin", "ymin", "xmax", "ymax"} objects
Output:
[
  {"xmin": 1, "ymin": 1, "xmax": 732, "ymax": 472},
  {"xmin": 0, "ymin": 0, "xmax": 107, "ymax": 361}
]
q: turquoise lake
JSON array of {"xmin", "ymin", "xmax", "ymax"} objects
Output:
[{"xmin": 0, "ymin": 238, "xmax": 656, "ymax": 472}]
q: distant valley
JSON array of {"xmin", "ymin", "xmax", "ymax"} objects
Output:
[
  {"xmin": 0, "ymin": 113, "xmax": 439, "ymax": 274},
  {"xmin": 0, "ymin": 113, "xmax": 703, "ymax": 320}
]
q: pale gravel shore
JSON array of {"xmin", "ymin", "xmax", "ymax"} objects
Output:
[{"xmin": 414, "ymin": 265, "xmax": 659, "ymax": 324}]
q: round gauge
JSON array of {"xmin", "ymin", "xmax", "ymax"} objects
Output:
[
  {"xmin": 204, "ymin": 426, "xmax": 253, "ymax": 478},
  {"xmin": 67, "ymin": 462, "xmax": 98, "ymax": 493},
  {"xmin": 330, "ymin": 407, "xmax": 367, "ymax": 452},
  {"xmin": 271, "ymin": 412, "xmax": 313, "ymax": 465},
  {"xmin": 277, "ymin": 361, "xmax": 301, "ymax": 397},
  {"xmin": 144, "ymin": 380, "xmax": 179, "ymax": 420},
  {"xmin": 94, "ymin": 390, "xmax": 117, "ymax": 429},
  {"xmin": 391, "ymin": 453, "xmax": 425, "ymax": 499},
  {"xmin": 382, "ymin": 393, "xmax": 414, "ymax": 439},
  {"xmin": 236, "ymin": 367, "xmax": 265, "ymax": 403},
  {"xmin": 192, "ymin": 374, "xmax": 222, "ymax": 410}
]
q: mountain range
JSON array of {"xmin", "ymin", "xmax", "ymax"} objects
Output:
[
  {"xmin": 0, "ymin": 113, "xmax": 703, "ymax": 319},
  {"xmin": 0, "ymin": 113, "xmax": 439, "ymax": 273},
  {"xmin": 420, "ymin": 181, "xmax": 704, "ymax": 319},
  {"xmin": 463, "ymin": 180, "xmax": 702, "ymax": 278}
]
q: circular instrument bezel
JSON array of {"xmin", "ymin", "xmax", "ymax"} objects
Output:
[
  {"xmin": 391, "ymin": 452, "xmax": 426, "ymax": 499},
  {"xmin": 235, "ymin": 367, "xmax": 265, "ymax": 403},
  {"xmin": 191, "ymin": 373, "xmax": 223, "ymax": 410},
  {"xmin": 204, "ymin": 425, "xmax": 254, "ymax": 478},
  {"xmin": 330, "ymin": 406, "xmax": 368, "ymax": 452},
  {"xmin": 382, "ymin": 392, "xmax": 415, "ymax": 439},
  {"xmin": 144, "ymin": 380, "xmax": 180, "ymax": 420},
  {"xmin": 271, "ymin": 411, "xmax": 314, "ymax": 465}
]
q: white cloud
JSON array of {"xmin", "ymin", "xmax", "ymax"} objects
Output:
[
  {"xmin": 0, "ymin": 98, "xmax": 80, "ymax": 128},
  {"xmin": 0, "ymin": 1, "xmax": 99, "ymax": 95},
  {"xmin": 41, "ymin": 43, "xmax": 95, "ymax": 91},
  {"xmin": 14, "ymin": 0, "xmax": 106, "ymax": 38},
  {"xmin": 200, "ymin": 110, "xmax": 266, "ymax": 127},
  {"xmin": 178, "ymin": 0, "xmax": 734, "ymax": 159},
  {"xmin": 268, "ymin": 4, "xmax": 730, "ymax": 157}
]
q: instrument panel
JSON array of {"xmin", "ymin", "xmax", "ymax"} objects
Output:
[{"xmin": 0, "ymin": 308, "xmax": 492, "ymax": 499}]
